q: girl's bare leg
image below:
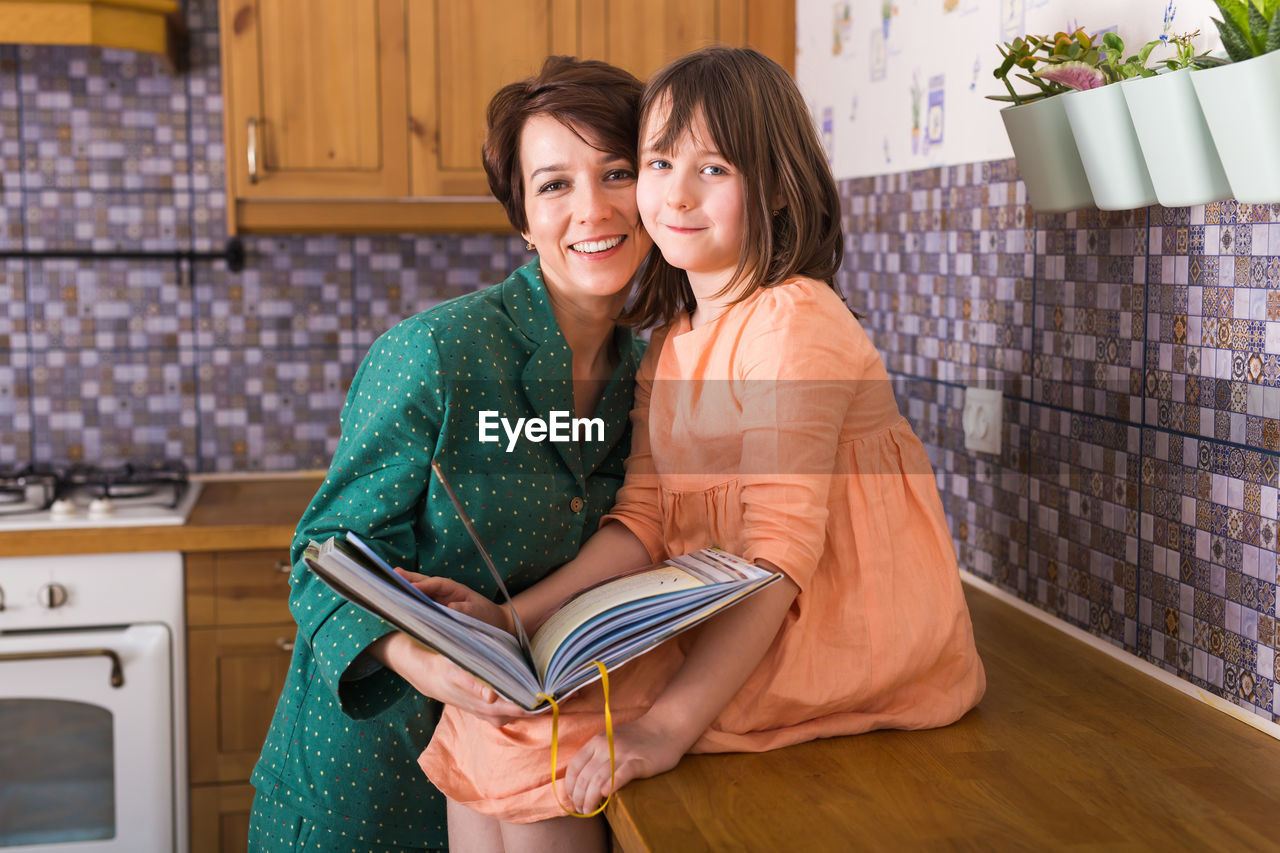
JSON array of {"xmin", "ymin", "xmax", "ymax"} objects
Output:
[
  {"xmin": 446, "ymin": 798, "xmax": 506, "ymax": 853},
  {"xmin": 499, "ymin": 815, "xmax": 607, "ymax": 853}
]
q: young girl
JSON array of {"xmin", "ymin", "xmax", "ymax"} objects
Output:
[{"xmin": 416, "ymin": 46, "xmax": 986, "ymax": 851}]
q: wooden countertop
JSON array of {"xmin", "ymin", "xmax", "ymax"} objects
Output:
[
  {"xmin": 606, "ymin": 581, "xmax": 1280, "ymax": 851},
  {"xmin": 0, "ymin": 477, "xmax": 323, "ymax": 556}
]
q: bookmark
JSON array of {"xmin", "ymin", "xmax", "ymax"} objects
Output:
[
  {"xmin": 430, "ymin": 460, "xmax": 534, "ymax": 656},
  {"xmin": 539, "ymin": 661, "xmax": 617, "ymax": 819}
]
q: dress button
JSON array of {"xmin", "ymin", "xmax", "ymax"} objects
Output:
[{"xmin": 569, "ymin": 497, "xmax": 585, "ymax": 512}]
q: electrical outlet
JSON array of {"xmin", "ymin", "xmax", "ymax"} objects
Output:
[{"xmin": 962, "ymin": 387, "xmax": 1003, "ymax": 455}]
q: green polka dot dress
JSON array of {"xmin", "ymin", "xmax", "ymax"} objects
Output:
[{"xmin": 249, "ymin": 261, "xmax": 645, "ymax": 849}]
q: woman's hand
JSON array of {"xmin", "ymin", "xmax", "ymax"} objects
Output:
[
  {"xmin": 394, "ymin": 568, "xmax": 514, "ymax": 633},
  {"xmin": 367, "ymin": 632, "xmax": 525, "ymax": 726},
  {"xmin": 562, "ymin": 713, "xmax": 694, "ymax": 815}
]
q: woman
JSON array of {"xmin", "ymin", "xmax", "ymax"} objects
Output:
[{"xmin": 247, "ymin": 55, "xmax": 651, "ymax": 852}]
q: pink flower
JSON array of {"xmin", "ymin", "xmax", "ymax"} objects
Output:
[{"xmin": 1032, "ymin": 61, "xmax": 1105, "ymax": 91}]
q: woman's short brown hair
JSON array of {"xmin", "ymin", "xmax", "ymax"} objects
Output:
[
  {"xmin": 484, "ymin": 56, "xmax": 644, "ymax": 234},
  {"xmin": 623, "ymin": 46, "xmax": 844, "ymax": 329}
]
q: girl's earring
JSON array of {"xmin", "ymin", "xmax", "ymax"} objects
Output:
[{"xmin": 525, "ymin": 240, "xmax": 536, "ymax": 251}]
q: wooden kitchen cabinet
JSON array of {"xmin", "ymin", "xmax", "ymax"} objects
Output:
[
  {"xmin": 219, "ymin": 0, "xmax": 793, "ymax": 234},
  {"xmin": 189, "ymin": 783, "xmax": 254, "ymax": 853},
  {"xmin": 185, "ymin": 550, "xmax": 295, "ymax": 849}
]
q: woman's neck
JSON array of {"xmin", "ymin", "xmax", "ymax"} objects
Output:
[{"xmin": 545, "ymin": 286, "xmax": 622, "ymax": 381}]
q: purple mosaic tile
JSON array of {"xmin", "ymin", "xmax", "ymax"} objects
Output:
[
  {"xmin": 949, "ymin": 160, "xmax": 1034, "ymax": 396},
  {"xmin": 0, "ymin": 260, "xmax": 27, "ymax": 348},
  {"xmin": 890, "ymin": 372, "xmax": 1031, "ymax": 596},
  {"xmin": 840, "ymin": 172, "xmax": 951, "ymax": 381},
  {"xmin": 353, "ymin": 234, "xmax": 531, "ymax": 350},
  {"xmin": 184, "ymin": 0, "xmax": 220, "ymax": 32},
  {"xmin": 195, "ymin": 346, "xmax": 352, "ymax": 472},
  {"xmin": 1034, "ymin": 209, "xmax": 1147, "ymax": 425},
  {"xmin": 26, "ymin": 260, "xmax": 193, "ymax": 351},
  {"xmin": 1027, "ymin": 406, "xmax": 1141, "ymax": 649},
  {"xmin": 1149, "ymin": 201, "xmax": 1280, "ymax": 444},
  {"xmin": 0, "ymin": 189, "xmax": 21, "ymax": 250},
  {"xmin": 29, "ymin": 346, "xmax": 197, "ymax": 466},
  {"xmin": 0, "ymin": 347, "xmax": 32, "ymax": 466},
  {"xmin": 1, "ymin": 47, "xmax": 20, "ymax": 197},
  {"xmin": 1139, "ymin": 427, "xmax": 1279, "ymax": 721},
  {"xmin": 187, "ymin": 29, "xmax": 226, "ymax": 252},
  {"xmin": 24, "ymin": 189, "xmax": 192, "ymax": 251},
  {"xmin": 194, "ymin": 236, "xmax": 355, "ymax": 349},
  {"xmin": 18, "ymin": 45, "xmax": 189, "ymax": 194},
  {"xmin": 0, "ymin": 261, "xmax": 31, "ymax": 465},
  {"xmin": 952, "ymin": 393, "xmax": 1031, "ymax": 595}
]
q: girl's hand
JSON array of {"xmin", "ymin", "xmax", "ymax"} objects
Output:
[
  {"xmin": 394, "ymin": 568, "xmax": 514, "ymax": 633},
  {"xmin": 563, "ymin": 714, "xmax": 693, "ymax": 815},
  {"xmin": 368, "ymin": 632, "xmax": 525, "ymax": 726}
]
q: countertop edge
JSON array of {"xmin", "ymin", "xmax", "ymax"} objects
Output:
[{"xmin": 0, "ymin": 477, "xmax": 321, "ymax": 557}]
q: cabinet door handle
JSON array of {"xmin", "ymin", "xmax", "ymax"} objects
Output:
[
  {"xmin": 247, "ymin": 117, "xmax": 260, "ymax": 184},
  {"xmin": 276, "ymin": 637, "xmax": 295, "ymax": 653},
  {"xmin": 274, "ymin": 559, "xmax": 292, "ymax": 574}
]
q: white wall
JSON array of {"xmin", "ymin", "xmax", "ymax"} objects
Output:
[{"xmin": 796, "ymin": 0, "xmax": 1225, "ymax": 179}]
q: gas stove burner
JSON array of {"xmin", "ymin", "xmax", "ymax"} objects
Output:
[
  {"xmin": 0, "ymin": 460, "xmax": 201, "ymax": 530},
  {"xmin": 0, "ymin": 464, "xmax": 61, "ymax": 515},
  {"xmin": 61, "ymin": 461, "xmax": 190, "ymax": 508}
]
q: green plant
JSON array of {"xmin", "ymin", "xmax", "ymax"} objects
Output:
[
  {"xmin": 1034, "ymin": 32, "xmax": 1166, "ymax": 89},
  {"xmin": 988, "ymin": 29, "xmax": 1098, "ymax": 105},
  {"xmin": 1099, "ymin": 32, "xmax": 1163, "ymax": 80},
  {"xmin": 1159, "ymin": 30, "xmax": 1230, "ymax": 70},
  {"xmin": 1210, "ymin": 0, "xmax": 1280, "ymax": 61}
]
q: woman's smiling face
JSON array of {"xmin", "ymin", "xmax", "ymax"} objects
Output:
[{"xmin": 520, "ymin": 114, "xmax": 651, "ymax": 308}]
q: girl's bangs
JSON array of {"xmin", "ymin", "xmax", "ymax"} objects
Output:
[{"xmin": 642, "ymin": 78, "xmax": 735, "ymax": 161}]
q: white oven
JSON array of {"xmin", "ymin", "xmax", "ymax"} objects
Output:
[{"xmin": 0, "ymin": 552, "xmax": 188, "ymax": 853}]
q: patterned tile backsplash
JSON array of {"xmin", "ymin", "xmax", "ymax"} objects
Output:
[
  {"xmin": 0, "ymin": 14, "xmax": 1276, "ymax": 726},
  {"xmin": 840, "ymin": 170, "xmax": 1278, "ymax": 727}
]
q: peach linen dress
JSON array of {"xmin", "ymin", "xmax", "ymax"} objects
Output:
[{"xmin": 419, "ymin": 277, "xmax": 987, "ymax": 822}]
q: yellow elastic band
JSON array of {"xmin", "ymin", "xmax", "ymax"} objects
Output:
[{"xmin": 537, "ymin": 660, "xmax": 615, "ymax": 819}]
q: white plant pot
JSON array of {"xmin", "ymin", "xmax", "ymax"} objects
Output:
[
  {"xmin": 1000, "ymin": 97, "xmax": 1094, "ymax": 213},
  {"xmin": 1191, "ymin": 49, "xmax": 1280, "ymax": 204},
  {"xmin": 1122, "ymin": 69, "xmax": 1230, "ymax": 208},
  {"xmin": 1061, "ymin": 84, "xmax": 1156, "ymax": 210}
]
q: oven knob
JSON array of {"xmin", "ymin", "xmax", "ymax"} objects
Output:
[
  {"xmin": 88, "ymin": 497, "xmax": 116, "ymax": 518},
  {"xmin": 50, "ymin": 499, "xmax": 76, "ymax": 518},
  {"xmin": 39, "ymin": 583, "xmax": 68, "ymax": 609}
]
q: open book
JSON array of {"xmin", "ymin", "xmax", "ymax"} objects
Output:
[{"xmin": 304, "ymin": 533, "xmax": 781, "ymax": 712}]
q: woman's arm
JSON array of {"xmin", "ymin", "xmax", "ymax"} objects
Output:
[
  {"xmin": 365, "ymin": 632, "xmax": 525, "ymax": 725},
  {"xmin": 563, "ymin": 560, "xmax": 800, "ymax": 813}
]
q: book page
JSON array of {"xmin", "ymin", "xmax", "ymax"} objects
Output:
[
  {"xmin": 543, "ymin": 574, "xmax": 780, "ymax": 702},
  {"xmin": 305, "ymin": 538, "xmax": 544, "ymax": 709},
  {"xmin": 530, "ymin": 565, "xmax": 707, "ymax": 677}
]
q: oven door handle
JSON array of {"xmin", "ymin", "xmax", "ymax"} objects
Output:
[{"xmin": 0, "ymin": 648, "xmax": 124, "ymax": 687}]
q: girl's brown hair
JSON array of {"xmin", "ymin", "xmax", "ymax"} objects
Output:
[
  {"xmin": 623, "ymin": 46, "xmax": 845, "ymax": 329},
  {"xmin": 484, "ymin": 56, "xmax": 644, "ymax": 234}
]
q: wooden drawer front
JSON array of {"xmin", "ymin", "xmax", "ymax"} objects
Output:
[
  {"xmin": 189, "ymin": 782, "xmax": 255, "ymax": 853},
  {"xmin": 188, "ymin": 624, "xmax": 296, "ymax": 784},
  {"xmin": 186, "ymin": 551, "xmax": 293, "ymax": 628}
]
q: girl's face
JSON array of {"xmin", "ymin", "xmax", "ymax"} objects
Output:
[
  {"xmin": 520, "ymin": 114, "xmax": 651, "ymax": 309},
  {"xmin": 636, "ymin": 106, "xmax": 748, "ymax": 299}
]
